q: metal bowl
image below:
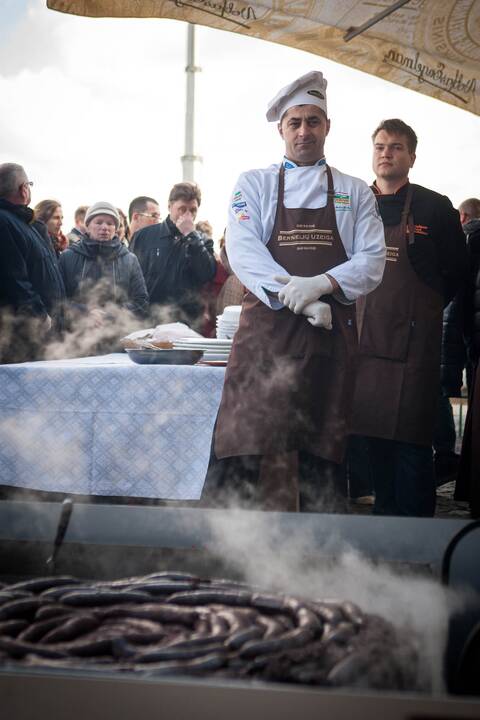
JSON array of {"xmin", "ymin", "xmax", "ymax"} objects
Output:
[{"xmin": 126, "ymin": 348, "xmax": 203, "ymax": 365}]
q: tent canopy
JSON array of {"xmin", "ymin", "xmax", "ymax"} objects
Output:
[{"xmin": 47, "ymin": 0, "xmax": 480, "ymax": 116}]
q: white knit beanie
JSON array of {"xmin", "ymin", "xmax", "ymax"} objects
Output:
[{"xmin": 84, "ymin": 201, "xmax": 120, "ymax": 228}]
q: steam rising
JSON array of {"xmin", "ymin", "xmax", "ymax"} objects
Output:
[{"xmin": 203, "ymin": 509, "xmax": 463, "ymax": 693}]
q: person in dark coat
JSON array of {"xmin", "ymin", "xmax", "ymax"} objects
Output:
[
  {"xmin": 350, "ymin": 119, "xmax": 468, "ymax": 517},
  {"xmin": 130, "ymin": 182, "xmax": 216, "ymax": 331},
  {"xmin": 456, "ymin": 198, "xmax": 480, "ymax": 517},
  {"xmin": 59, "ymin": 202, "xmax": 148, "ymax": 353},
  {"xmin": 66, "ymin": 205, "xmax": 88, "ymax": 245},
  {"xmin": 432, "ymin": 295, "xmax": 466, "ymax": 484},
  {"xmin": 0, "ymin": 163, "xmax": 66, "ymax": 363}
]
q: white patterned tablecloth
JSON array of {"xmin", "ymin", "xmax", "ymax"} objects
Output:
[{"xmin": 0, "ymin": 354, "xmax": 225, "ymax": 499}]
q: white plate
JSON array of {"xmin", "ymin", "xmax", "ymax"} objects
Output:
[
  {"xmin": 203, "ymin": 353, "xmax": 230, "ymax": 361},
  {"xmin": 174, "ymin": 338, "xmax": 232, "ymax": 346}
]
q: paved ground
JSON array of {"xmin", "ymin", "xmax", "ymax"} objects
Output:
[{"xmin": 348, "ymin": 480, "xmax": 471, "ymax": 518}]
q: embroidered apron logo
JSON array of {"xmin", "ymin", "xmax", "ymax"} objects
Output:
[
  {"xmin": 278, "ymin": 228, "xmax": 333, "ymax": 250},
  {"xmin": 386, "ymin": 246, "xmax": 399, "ymax": 262},
  {"xmin": 406, "ymin": 223, "xmax": 429, "ymax": 236}
]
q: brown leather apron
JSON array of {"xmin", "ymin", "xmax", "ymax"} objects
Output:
[
  {"xmin": 350, "ymin": 185, "xmax": 443, "ymax": 446},
  {"xmin": 214, "ymin": 164, "xmax": 357, "ymax": 465}
]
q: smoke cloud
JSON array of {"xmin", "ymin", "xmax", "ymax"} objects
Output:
[{"xmin": 202, "ymin": 509, "xmax": 464, "ymax": 693}]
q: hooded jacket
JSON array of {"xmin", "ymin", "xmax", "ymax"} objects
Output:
[{"xmin": 59, "ymin": 236, "xmax": 148, "ymax": 318}]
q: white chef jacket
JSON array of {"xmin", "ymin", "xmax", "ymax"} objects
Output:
[{"xmin": 226, "ymin": 157, "xmax": 386, "ymax": 309}]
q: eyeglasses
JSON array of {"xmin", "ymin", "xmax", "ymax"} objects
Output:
[
  {"xmin": 138, "ymin": 212, "xmax": 161, "ymax": 220},
  {"xmin": 22, "ymin": 181, "xmax": 34, "ymax": 188}
]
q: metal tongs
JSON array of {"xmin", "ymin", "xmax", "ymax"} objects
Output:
[{"xmin": 46, "ymin": 498, "xmax": 74, "ymax": 570}]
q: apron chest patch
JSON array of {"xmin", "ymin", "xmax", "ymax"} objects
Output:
[{"xmin": 277, "ymin": 228, "xmax": 334, "ymax": 249}]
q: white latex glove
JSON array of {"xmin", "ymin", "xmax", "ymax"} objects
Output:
[
  {"xmin": 274, "ymin": 274, "xmax": 333, "ymax": 314},
  {"xmin": 301, "ymin": 300, "xmax": 332, "ymax": 330}
]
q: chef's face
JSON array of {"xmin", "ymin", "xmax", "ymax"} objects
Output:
[
  {"xmin": 87, "ymin": 214, "xmax": 117, "ymax": 242},
  {"xmin": 372, "ymin": 130, "xmax": 416, "ymax": 184},
  {"xmin": 278, "ymin": 105, "xmax": 330, "ymax": 166}
]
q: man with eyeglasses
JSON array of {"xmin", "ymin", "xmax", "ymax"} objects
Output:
[
  {"xmin": 128, "ymin": 196, "xmax": 161, "ymax": 240},
  {"xmin": 131, "ymin": 182, "xmax": 216, "ymax": 330},
  {"xmin": 0, "ymin": 163, "xmax": 66, "ymax": 363}
]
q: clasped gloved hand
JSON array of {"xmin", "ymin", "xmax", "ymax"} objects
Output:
[
  {"xmin": 301, "ymin": 300, "xmax": 332, "ymax": 329},
  {"xmin": 274, "ymin": 273, "xmax": 333, "ymax": 314}
]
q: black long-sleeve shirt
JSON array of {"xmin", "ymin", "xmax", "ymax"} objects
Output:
[{"xmin": 372, "ymin": 182, "xmax": 468, "ymax": 305}]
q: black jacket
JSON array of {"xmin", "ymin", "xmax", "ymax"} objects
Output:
[
  {"xmin": 440, "ymin": 298, "xmax": 466, "ymax": 397},
  {"xmin": 130, "ymin": 216, "xmax": 216, "ymax": 324},
  {"xmin": 59, "ymin": 236, "xmax": 149, "ymax": 318},
  {"xmin": 373, "ymin": 182, "xmax": 468, "ymax": 305},
  {"xmin": 463, "ymin": 218, "xmax": 480, "ymax": 364},
  {"xmin": 0, "ymin": 199, "xmax": 65, "ymax": 319},
  {"xmin": 0, "ymin": 199, "xmax": 66, "ymax": 362}
]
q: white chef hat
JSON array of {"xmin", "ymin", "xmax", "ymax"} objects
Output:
[{"xmin": 266, "ymin": 71, "xmax": 328, "ymax": 123}]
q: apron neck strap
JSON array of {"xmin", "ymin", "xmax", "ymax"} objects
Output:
[
  {"xmin": 401, "ymin": 184, "xmax": 415, "ymax": 245},
  {"xmin": 325, "ymin": 164, "xmax": 334, "ymax": 199},
  {"xmin": 278, "ymin": 163, "xmax": 285, "ymax": 199}
]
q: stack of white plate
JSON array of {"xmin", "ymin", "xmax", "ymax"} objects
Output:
[
  {"xmin": 216, "ymin": 305, "xmax": 242, "ymax": 339},
  {"xmin": 172, "ymin": 337, "xmax": 233, "ymax": 365}
]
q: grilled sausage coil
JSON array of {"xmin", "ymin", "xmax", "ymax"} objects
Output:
[{"xmin": 0, "ymin": 572, "xmax": 419, "ymax": 691}]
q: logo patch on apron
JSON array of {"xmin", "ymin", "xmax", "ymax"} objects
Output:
[
  {"xmin": 386, "ymin": 245, "xmax": 399, "ymax": 262},
  {"xmin": 277, "ymin": 228, "xmax": 334, "ymax": 250}
]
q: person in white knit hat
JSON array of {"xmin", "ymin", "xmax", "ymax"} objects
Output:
[
  {"xmin": 203, "ymin": 70, "xmax": 386, "ymax": 513},
  {"xmin": 59, "ymin": 201, "xmax": 148, "ymax": 345}
]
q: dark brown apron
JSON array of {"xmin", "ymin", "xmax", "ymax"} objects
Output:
[
  {"xmin": 214, "ymin": 164, "xmax": 357, "ymax": 465},
  {"xmin": 350, "ymin": 185, "xmax": 443, "ymax": 446}
]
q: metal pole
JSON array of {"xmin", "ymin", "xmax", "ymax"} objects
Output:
[
  {"xmin": 182, "ymin": 23, "xmax": 202, "ymax": 182},
  {"xmin": 343, "ymin": 0, "xmax": 411, "ymax": 42}
]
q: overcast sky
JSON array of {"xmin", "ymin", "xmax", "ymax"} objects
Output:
[{"xmin": 1, "ymin": 0, "xmax": 480, "ymax": 239}]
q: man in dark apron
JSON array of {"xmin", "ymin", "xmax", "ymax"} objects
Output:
[
  {"xmin": 201, "ymin": 71, "xmax": 386, "ymax": 512},
  {"xmin": 350, "ymin": 119, "xmax": 467, "ymax": 517}
]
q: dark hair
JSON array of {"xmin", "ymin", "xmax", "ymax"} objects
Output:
[
  {"xmin": 372, "ymin": 119, "xmax": 418, "ymax": 153},
  {"xmin": 117, "ymin": 207, "xmax": 130, "ymax": 242},
  {"xmin": 74, "ymin": 205, "xmax": 88, "ymax": 222},
  {"xmin": 34, "ymin": 199, "xmax": 61, "ymax": 224},
  {"xmin": 128, "ymin": 196, "xmax": 159, "ymax": 222},
  {"xmin": 168, "ymin": 182, "xmax": 201, "ymax": 207}
]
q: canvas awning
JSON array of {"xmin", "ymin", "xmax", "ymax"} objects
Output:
[{"xmin": 47, "ymin": 0, "xmax": 480, "ymax": 116}]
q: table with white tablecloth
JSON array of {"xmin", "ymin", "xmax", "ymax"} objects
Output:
[{"xmin": 0, "ymin": 354, "xmax": 225, "ymax": 499}]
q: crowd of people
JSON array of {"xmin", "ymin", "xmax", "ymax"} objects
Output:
[
  {"xmin": 0, "ymin": 69, "xmax": 479, "ymax": 519},
  {"xmin": 0, "ymin": 171, "xmax": 244, "ymax": 361}
]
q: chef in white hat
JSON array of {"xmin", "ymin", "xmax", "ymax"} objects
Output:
[{"xmin": 202, "ymin": 70, "xmax": 386, "ymax": 512}]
